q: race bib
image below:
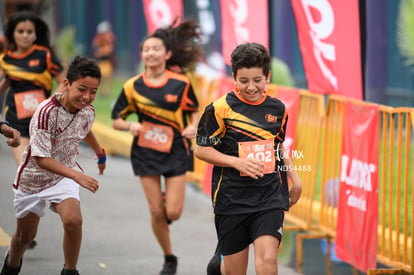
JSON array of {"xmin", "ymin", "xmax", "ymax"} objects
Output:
[
  {"xmin": 138, "ymin": 121, "xmax": 174, "ymax": 153},
  {"xmin": 238, "ymin": 139, "xmax": 275, "ymax": 176},
  {"xmin": 14, "ymin": 90, "xmax": 45, "ymax": 119}
]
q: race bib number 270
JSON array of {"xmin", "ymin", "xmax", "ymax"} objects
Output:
[{"xmin": 138, "ymin": 121, "xmax": 174, "ymax": 153}]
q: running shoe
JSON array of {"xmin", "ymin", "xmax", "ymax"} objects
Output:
[
  {"xmin": 60, "ymin": 267, "xmax": 80, "ymax": 275},
  {"xmin": 0, "ymin": 254, "xmax": 21, "ymax": 275},
  {"xmin": 159, "ymin": 254, "xmax": 177, "ymax": 275},
  {"xmin": 27, "ymin": 240, "xmax": 37, "ymax": 249},
  {"xmin": 206, "ymin": 243, "xmax": 222, "ymax": 275}
]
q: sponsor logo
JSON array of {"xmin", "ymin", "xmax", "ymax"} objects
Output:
[
  {"xmin": 265, "ymin": 114, "xmax": 277, "ymax": 123},
  {"xmin": 28, "ymin": 59, "xmax": 39, "ymax": 67},
  {"xmin": 165, "ymin": 94, "xmax": 178, "ymax": 103}
]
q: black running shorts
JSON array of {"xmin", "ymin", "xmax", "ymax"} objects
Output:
[{"xmin": 215, "ymin": 209, "xmax": 284, "ymax": 256}]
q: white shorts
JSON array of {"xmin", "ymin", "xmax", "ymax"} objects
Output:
[{"xmin": 13, "ymin": 178, "xmax": 80, "ymax": 219}]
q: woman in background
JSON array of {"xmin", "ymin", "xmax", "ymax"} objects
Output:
[
  {"xmin": 111, "ymin": 19, "xmax": 202, "ymax": 275},
  {"xmin": 0, "ymin": 10, "xmax": 64, "ymax": 166}
]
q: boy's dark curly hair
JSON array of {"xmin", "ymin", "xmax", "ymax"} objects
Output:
[
  {"xmin": 231, "ymin": 42, "xmax": 271, "ymax": 79},
  {"xmin": 66, "ymin": 56, "xmax": 102, "ymax": 84},
  {"xmin": 140, "ymin": 18, "xmax": 203, "ymax": 73}
]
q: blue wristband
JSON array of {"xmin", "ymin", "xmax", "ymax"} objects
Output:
[{"xmin": 97, "ymin": 149, "xmax": 106, "ymax": 164}]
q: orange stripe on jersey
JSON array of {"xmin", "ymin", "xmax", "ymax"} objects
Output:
[
  {"xmin": 141, "ymin": 110, "xmax": 181, "ymax": 132},
  {"xmin": 275, "ymin": 109, "xmax": 288, "ymax": 142}
]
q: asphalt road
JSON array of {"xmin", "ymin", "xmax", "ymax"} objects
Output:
[{"xmin": 0, "ymin": 136, "xmax": 301, "ymax": 275}]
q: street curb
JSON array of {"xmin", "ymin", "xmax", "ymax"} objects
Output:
[{"xmin": 92, "ymin": 121, "xmax": 132, "ymax": 158}]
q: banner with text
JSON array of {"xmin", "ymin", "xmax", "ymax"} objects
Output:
[
  {"xmin": 335, "ymin": 102, "xmax": 379, "ymax": 272},
  {"xmin": 143, "ymin": 0, "xmax": 183, "ymax": 34},
  {"xmin": 220, "ymin": 0, "xmax": 269, "ymax": 65},
  {"xmin": 291, "ymin": 0, "xmax": 363, "ymax": 99}
]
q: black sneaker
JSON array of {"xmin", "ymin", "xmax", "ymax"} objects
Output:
[
  {"xmin": 1, "ymin": 254, "xmax": 22, "ymax": 275},
  {"xmin": 159, "ymin": 254, "xmax": 177, "ymax": 275},
  {"xmin": 60, "ymin": 267, "xmax": 80, "ymax": 275},
  {"xmin": 206, "ymin": 243, "xmax": 222, "ymax": 275},
  {"xmin": 27, "ymin": 240, "xmax": 37, "ymax": 250}
]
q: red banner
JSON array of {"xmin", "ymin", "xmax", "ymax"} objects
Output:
[
  {"xmin": 335, "ymin": 102, "xmax": 379, "ymax": 272},
  {"xmin": 274, "ymin": 86, "xmax": 300, "ymax": 151},
  {"xmin": 220, "ymin": 0, "xmax": 269, "ymax": 65},
  {"xmin": 291, "ymin": 0, "xmax": 363, "ymax": 100},
  {"xmin": 143, "ymin": 0, "xmax": 183, "ymax": 34}
]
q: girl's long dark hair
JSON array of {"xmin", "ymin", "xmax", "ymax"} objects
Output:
[
  {"xmin": 4, "ymin": 10, "xmax": 52, "ymax": 51},
  {"xmin": 141, "ymin": 18, "xmax": 203, "ymax": 73}
]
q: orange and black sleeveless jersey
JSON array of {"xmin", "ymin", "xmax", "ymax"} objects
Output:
[
  {"xmin": 196, "ymin": 90, "xmax": 290, "ymax": 215},
  {"xmin": 0, "ymin": 44, "xmax": 63, "ymax": 136},
  {"xmin": 111, "ymin": 70, "xmax": 198, "ymax": 176}
]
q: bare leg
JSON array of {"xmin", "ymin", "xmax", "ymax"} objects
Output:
[
  {"xmin": 253, "ymin": 235, "xmax": 279, "ymax": 275},
  {"xmin": 164, "ymin": 174, "xmax": 186, "ymax": 222},
  {"xmin": 222, "ymin": 246, "xmax": 249, "ymax": 275},
  {"xmin": 140, "ymin": 175, "xmax": 171, "ymax": 254},
  {"xmin": 7, "ymin": 213, "xmax": 40, "ymax": 268},
  {"xmin": 54, "ymin": 198, "xmax": 82, "ymax": 270}
]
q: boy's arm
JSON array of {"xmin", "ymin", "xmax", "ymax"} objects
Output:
[
  {"xmin": 83, "ymin": 131, "xmax": 106, "ymax": 175},
  {"xmin": 34, "ymin": 156, "xmax": 99, "ymax": 193},
  {"xmin": 0, "ymin": 121, "xmax": 21, "ymax": 147},
  {"xmin": 0, "ymin": 77, "xmax": 9, "ymax": 94},
  {"xmin": 194, "ymin": 145, "xmax": 264, "ymax": 180},
  {"xmin": 280, "ymin": 144, "xmax": 302, "ymax": 207}
]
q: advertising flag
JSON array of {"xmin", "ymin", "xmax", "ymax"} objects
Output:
[
  {"xmin": 291, "ymin": 0, "xmax": 363, "ymax": 99},
  {"xmin": 335, "ymin": 102, "xmax": 379, "ymax": 272},
  {"xmin": 220, "ymin": 0, "xmax": 269, "ymax": 65}
]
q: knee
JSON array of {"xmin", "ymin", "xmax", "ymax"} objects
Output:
[
  {"xmin": 150, "ymin": 205, "xmax": 166, "ymax": 221},
  {"xmin": 165, "ymin": 207, "xmax": 182, "ymax": 221},
  {"xmin": 14, "ymin": 230, "xmax": 35, "ymax": 246},
  {"xmin": 62, "ymin": 215, "xmax": 83, "ymax": 233},
  {"xmin": 256, "ymin": 253, "xmax": 278, "ymax": 273}
]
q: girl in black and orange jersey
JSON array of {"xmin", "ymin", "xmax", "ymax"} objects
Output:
[
  {"xmin": 111, "ymin": 19, "xmax": 202, "ymax": 275},
  {"xmin": 196, "ymin": 43, "xmax": 302, "ymax": 275},
  {"xmin": 0, "ymin": 11, "xmax": 64, "ymax": 166}
]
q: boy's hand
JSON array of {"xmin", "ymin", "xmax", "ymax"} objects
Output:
[
  {"xmin": 1, "ymin": 123, "xmax": 21, "ymax": 147},
  {"xmin": 234, "ymin": 157, "xmax": 264, "ymax": 179},
  {"xmin": 97, "ymin": 163, "xmax": 106, "ymax": 175},
  {"xmin": 96, "ymin": 149, "xmax": 107, "ymax": 175},
  {"xmin": 73, "ymin": 171, "xmax": 99, "ymax": 193}
]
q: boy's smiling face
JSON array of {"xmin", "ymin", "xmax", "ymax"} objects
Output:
[
  {"xmin": 63, "ymin": 76, "xmax": 100, "ymax": 112},
  {"xmin": 233, "ymin": 67, "xmax": 267, "ymax": 103}
]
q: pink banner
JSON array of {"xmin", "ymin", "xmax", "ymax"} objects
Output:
[
  {"xmin": 335, "ymin": 102, "xmax": 379, "ymax": 272},
  {"xmin": 220, "ymin": 0, "xmax": 269, "ymax": 65},
  {"xmin": 143, "ymin": 0, "xmax": 183, "ymax": 34},
  {"xmin": 291, "ymin": 0, "xmax": 363, "ymax": 99}
]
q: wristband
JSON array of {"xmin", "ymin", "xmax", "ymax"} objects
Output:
[
  {"xmin": 97, "ymin": 149, "xmax": 107, "ymax": 164},
  {"xmin": 0, "ymin": 121, "xmax": 12, "ymax": 134}
]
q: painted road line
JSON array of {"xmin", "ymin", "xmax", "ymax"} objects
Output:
[{"xmin": 0, "ymin": 227, "xmax": 11, "ymax": 247}]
